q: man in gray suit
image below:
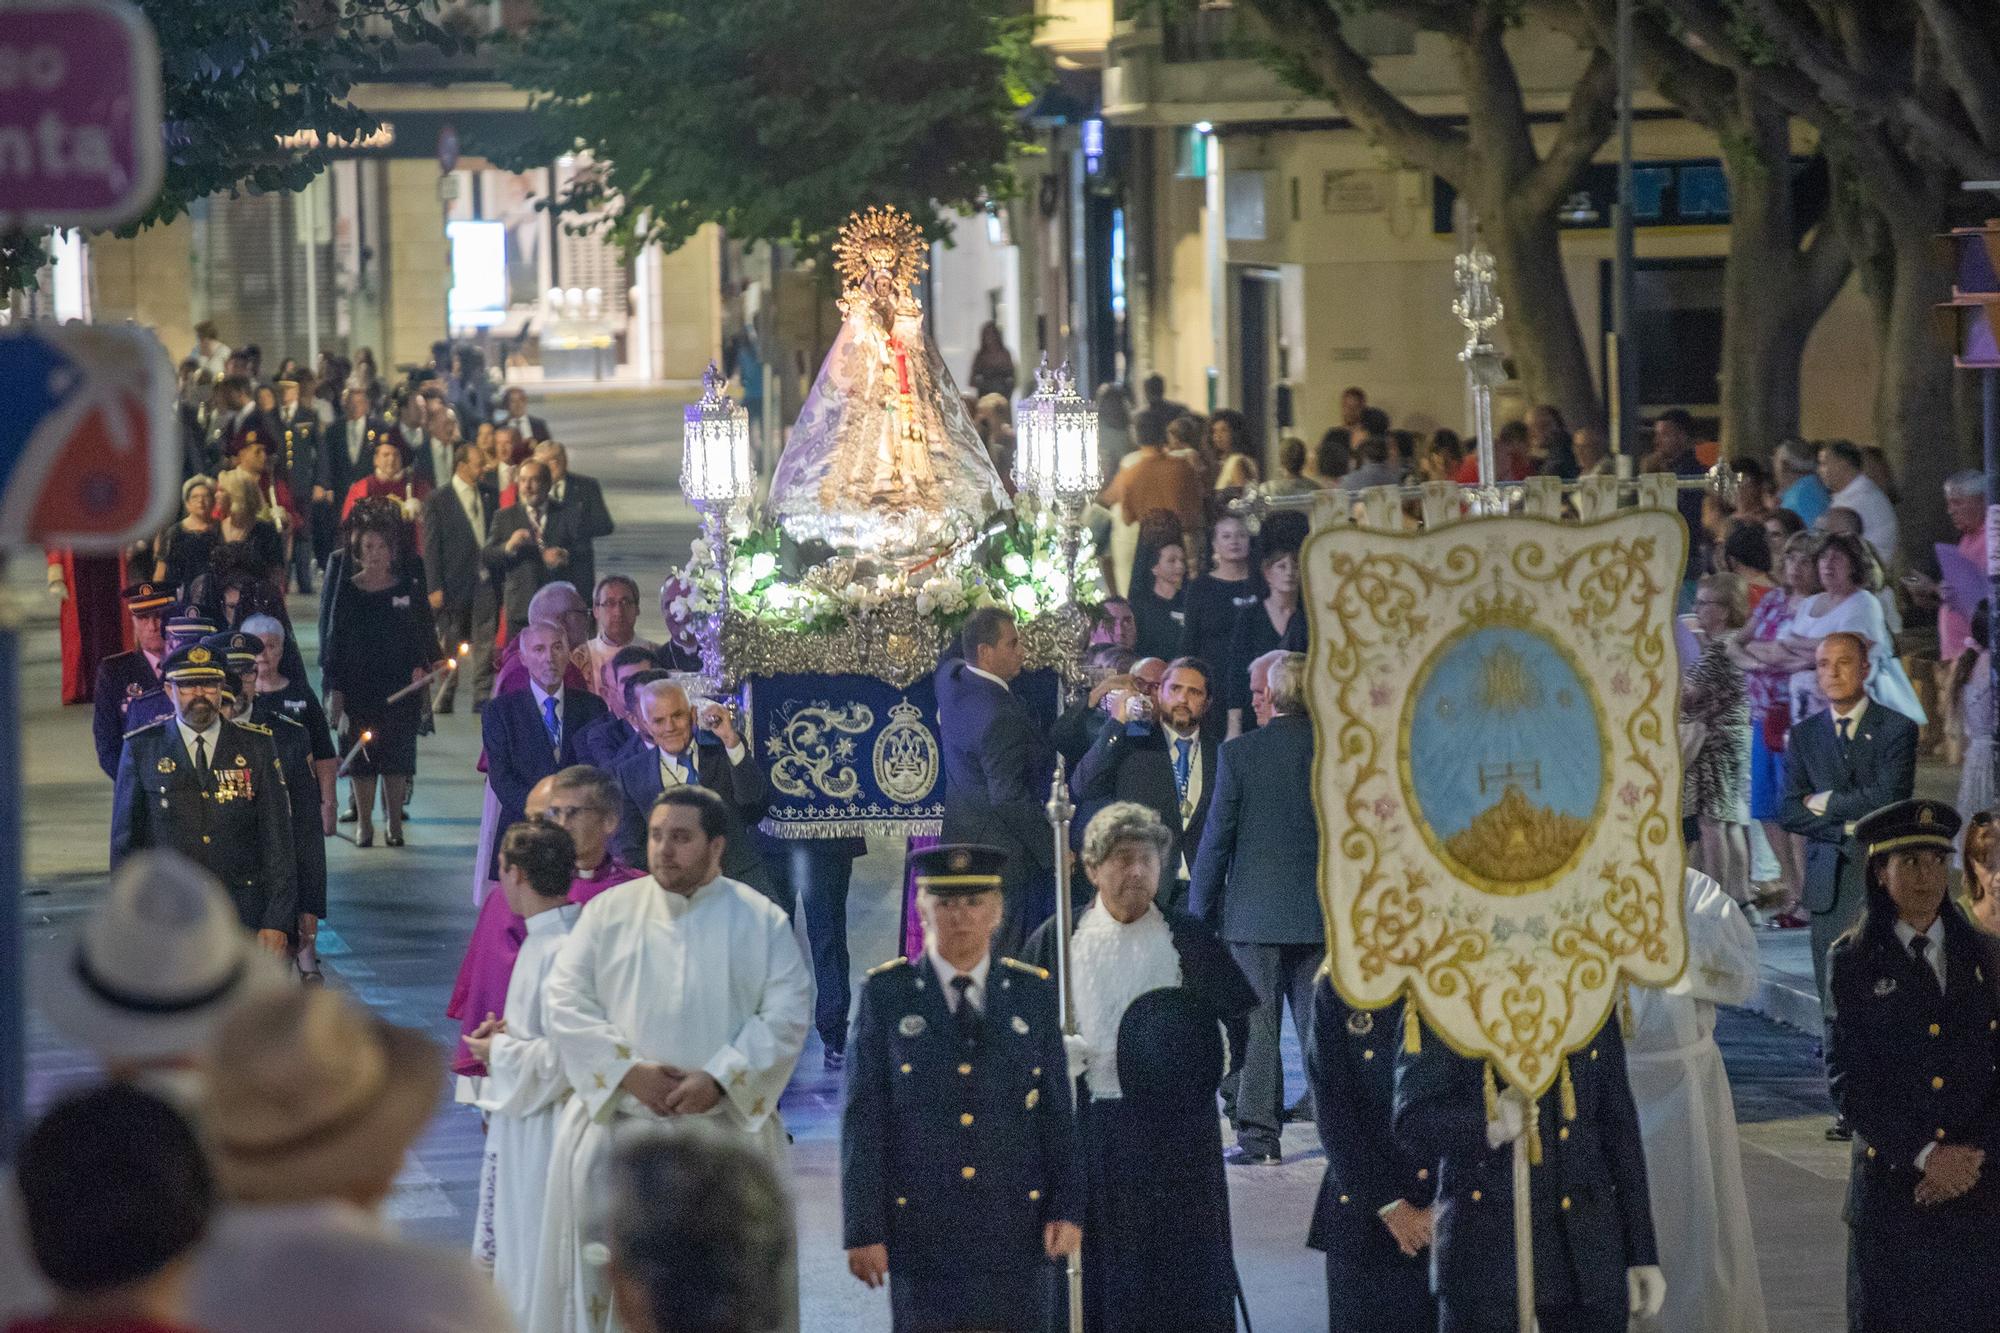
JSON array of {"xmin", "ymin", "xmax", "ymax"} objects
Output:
[{"xmin": 1191, "ymin": 651, "xmax": 1323, "ymax": 1164}]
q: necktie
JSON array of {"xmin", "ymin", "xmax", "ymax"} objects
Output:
[
  {"xmin": 659, "ymin": 751, "xmax": 684, "ymax": 790},
  {"xmin": 1911, "ymin": 935, "xmax": 1940, "ymax": 992},
  {"xmin": 542, "ymin": 695, "xmax": 561, "ymax": 754},
  {"xmin": 1173, "ymin": 738, "xmax": 1193, "ymax": 797},
  {"xmin": 193, "ymin": 733, "xmax": 211, "ymax": 787},
  {"xmin": 1837, "ymin": 716, "xmax": 1853, "ymax": 745},
  {"xmin": 950, "ymin": 975, "xmax": 982, "ymax": 1045}
]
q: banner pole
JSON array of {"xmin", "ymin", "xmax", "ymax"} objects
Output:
[{"xmin": 1514, "ymin": 1118, "xmax": 1536, "ymax": 1333}]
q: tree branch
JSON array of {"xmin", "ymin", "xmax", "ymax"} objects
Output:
[
  {"xmin": 1517, "ymin": 46, "xmax": 1618, "ymax": 221},
  {"xmin": 1794, "ymin": 211, "xmax": 1854, "ymax": 327},
  {"xmin": 1531, "ymin": 0, "xmax": 1736, "ymax": 130},
  {"xmin": 1912, "ymin": 0, "xmax": 2000, "ymax": 152},
  {"xmin": 1238, "ymin": 0, "xmax": 1469, "ymax": 185}
]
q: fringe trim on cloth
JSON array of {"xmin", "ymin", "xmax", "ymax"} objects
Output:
[{"xmin": 756, "ymin": 817, "xmax": 943, "ymax": 840}]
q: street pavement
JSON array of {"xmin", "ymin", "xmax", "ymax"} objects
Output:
[{"xmin": 6, "ymin": 385, "xmax": 1900, "ymax": 1331}]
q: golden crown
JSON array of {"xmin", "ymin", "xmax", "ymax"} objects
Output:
[{"xmin": 833, "ymin": 205, "xmax": 927, "ymax": 295}]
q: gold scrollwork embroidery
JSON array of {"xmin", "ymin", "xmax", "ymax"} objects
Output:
[{"xmin": 765, "ymin": 701, "xmax": 874, "ymax": 801}]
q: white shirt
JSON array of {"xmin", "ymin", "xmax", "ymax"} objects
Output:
[
  {"xmin": 1070, "ymin": 903, "xmax": 1182, "ymax": 1100},
  {"xmin": 530, "ymin": 682, "xmax": 564, "ymax": 754},
  {"xmin": 430, "ymin": 438, "xmax": 456, "ymax": 492},
  {"xmin": 451, "ymin": 473, "xmax": 486, "ymax": 539},
  {"xmin": 1163, "ymin": 724, "xmax": 1204, "ymax": 877},
  {"xmin": 928, "ymin": 947, "xmax": 992, "ymax": 1015},
  {"xmin": 1832, "ymin": 474, "xmax": 1899, "ymax": 565},
  {"xmin": 965, "ymin": 663, "xmax": 1010, "ymax": 692},
  {"xmin": 176, "ymin": 716, "xmax": 222, "ymax": 766},
  {"xmin": 1894, "ymin": 916, "xmax": 1947, "ymax": 992}
]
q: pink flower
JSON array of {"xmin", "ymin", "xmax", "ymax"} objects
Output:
[
  {"xmin": 1372, "ymin": 795, "xmax": 1398, "ymax": 821},
  {"xmin": 1618, "ymin": 781, "xmax": 1641, "ymax": 809},
  {"xmin": 1610, "ymin": 670, "xmax": 1632, "ymax": 697},
  {"xmin": 1369, "ymin": 684, "xmax": 1393, "ymax": 709}
]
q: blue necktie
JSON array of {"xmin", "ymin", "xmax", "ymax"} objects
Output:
[
  {"xmin": 542, "ymin": 695, "xmax": 561, "ymax": 753},
  {"xmin": 1173, "ymin": 738, "xmax": 1193, "ymax": 799}
]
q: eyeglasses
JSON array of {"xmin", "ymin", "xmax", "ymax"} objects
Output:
[
  {"xmin": 595, "ymin": 596, "xmax": 638, "ymax": 609},
  {"xmin": 544, "ymin": 802, "xmax": 609, "ymax": 823}
]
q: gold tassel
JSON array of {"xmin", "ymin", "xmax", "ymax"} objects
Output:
[
  {"xmin": 1483, "ymin": 1062, "xmax": 1499, "ymax": 1124},
  {"xmin": 1404, "ymin": 1002, "xmax": 1421, "ymax": 1054},
  {"xmin": 1526, "ymin": 1100, "xmax": 1543, "ymax": 1167},
  {"xmin": 1560, "ymin": 1061, "xmax": 1578, "ymax": 1123}
]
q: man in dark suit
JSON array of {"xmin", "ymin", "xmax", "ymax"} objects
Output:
[
  {"xmin": 91, "ymin": 581, "xmax": 173, "ymax": 779},
  {"xmin": 387, "ymin": 393, "xmax": 434, "ymax": 483},
  {"xmin": 421, "ymin": 443, "xmax": 500, "ymax": 711},
  {"xmin": 111, "ymin": 642, "xmax": 296, "ymax": 952},
  {"xmin": 1779, "ymin": 631, "xmax": 1920, "ymax": 1035},
  {"xmin": 481, "ymin": 620, "xmax": 608, "ymax": 874},
  {"xmin": 1190, "ymin": 651, "xmax": 1323, "ymax": 1163},
  {"xmin": 320, "ymin": 388, "xmax": 381, "ymax": 562},
  {"xmin": 1394, "ymin": 1020, "xmax": 1663, "ymax": 1333},
  {"xmin": 574, "ymin": 651, "xmax": 659, "ymax": 771},
  {"xmin": 482, "ymin": 459, "xmax": 586, "ymax": 638},
  {"xmin": 410, "ymin": 400, "xmax": 461, "ymax": 494},
  {"xmin": 841, "ymin": 843, "xmax": 1081, "ymax": 1330},
  {"xmin": 533, "ymin": 441, "xmax": 614, "ymax": 597},
  {"xmin": 613, "ymin": 677, "xmax": 778, "ymax": 909},
  {"xmin": 936, "ymin": 607, "xmax": 1056, "ymax": 956},
  {"xmin": 1071, "ymin": 656, "xmax": 1217, "ymax": 912},
  {"xmin": 1307, "ymin": 982, "xmax": 1436, "ymax": 1333},
  {"xmin": 498, "ymin": 386, "xmax": 551, "ymax": 444},
  {"xmin": 273, "ymin": 378, "xmax": 321, "ymax": 594}
]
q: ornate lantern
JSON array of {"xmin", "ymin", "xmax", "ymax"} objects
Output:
[
  {"xmin": 679, "ymin": 361, "xmax": 754, "ymax": 511},
  {"xmin": 1014, "ymin": 356, "xmax": 1100, "ymax": 506}
]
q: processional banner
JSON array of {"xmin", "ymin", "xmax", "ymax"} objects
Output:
[
  {"xmin": 746, "ymin": 669, "xmax": 1060, "ymax": 840},
  {"xmin": 1305, "ymin": 509, "xmax": 1688, "ymax": 1097}
]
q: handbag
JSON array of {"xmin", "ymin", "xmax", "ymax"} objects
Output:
[{"xmin": 1762, "ymin": 698, "xmax": 1791, "ymax": 753}]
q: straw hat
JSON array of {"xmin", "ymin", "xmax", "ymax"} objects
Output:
[
  {"xmin": 36, "ymin": 851, "xmax": 285, "ymax": 1066},
  {"xmin": 203, "ymin": 987, "xmax": 443, "ymax": 1203}
]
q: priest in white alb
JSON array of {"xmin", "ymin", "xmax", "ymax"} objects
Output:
[
  {"xmin": 1624, "ymin": 867, "xmax": 1768, "ymax": 1333},
  {"xmin": 466, "ymin": 819, "xmax": 585, "ymax": 1328},
  {"xmin": 532, "ymin": 785, "xmax": 812, "ymax": 1333}
]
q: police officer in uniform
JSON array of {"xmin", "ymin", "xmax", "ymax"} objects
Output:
[
  {"xmin": 1308, "ymin": 978, "xmax": 1437, "ymax": 1333},
  {"xmin": 209, "ymin": 631, "xmax": 327, "ymax": 977},
  {"xmin": 842, "ymin": 843, "xmax": 1082, "ymax": 1332},
  {"xmin": 1394, "ymin": 1017, "xmax": 1665, "ymax": 1332},
  {"xmin": 91, "ymin": 580, "xmax": 174, "ymax": 779},
  {"xmin": 1827, "ymin": 797, "xmax": 2000, "ymax": 1332},
  {"xmin": 120, "ymin": 604, "xmax": 221, "ymax": 742},
  {"xmin": 111, "ymin": 641, "xmax": 295, "ymax": 954}
]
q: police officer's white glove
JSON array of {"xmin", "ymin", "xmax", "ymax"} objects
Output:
[
  {"xmin": 1626, "ymin": 1264, "xmax": 1666, "ymax": 1317},
  {"xmin": 1061, "ymin": 1033, "xmax": 1090, "ymax": 1079},
  {"xmin": 1484, "ymin": 1088, "xmax": 1528, "ymax": 1149}
]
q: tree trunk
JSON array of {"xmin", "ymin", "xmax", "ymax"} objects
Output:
[
  {"xmin": 1483, "ymin": 188, "xmax": 1605, "ymax": 431},
  {"xmin": 1716, "ymin": 104, "xmax": 1806, "ymax": 457},
  {"xmin": 1875, "ymin": 212, "xmax": 1963, "ymax": 561}
]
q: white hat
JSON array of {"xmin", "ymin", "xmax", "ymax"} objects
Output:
[
  {"xmin": 204, "ymin": 988, "xmax": 443, "ymax": 1204},
  {"xmin": 36, "ymin": 851, "xmax": 284, "ymax": 1066}
]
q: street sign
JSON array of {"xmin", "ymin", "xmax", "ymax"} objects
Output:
[
  {"xmin": 0, "ymin": 0, "xmax": 163, "ymax": 229},
  {"xmin": 0, "ymin": 323, "xmax": 178, "ymax": 551}
]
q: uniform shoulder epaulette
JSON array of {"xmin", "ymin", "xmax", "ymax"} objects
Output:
[
  {"xmin": 230, "ymin": 719, "xmax": 273, "ymax": 736},
  {"xmin": 866, "ymin": 956, "xmax": 910, "ymax": 977},
  {"xmin": 1000, "ymin": 957, "xmax": 1050, "ymax": 980},
  {"xmin": 122, "ymin": 717, "xmax": 167, "ymax": 738}
]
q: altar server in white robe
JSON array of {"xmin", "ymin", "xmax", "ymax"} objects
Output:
[
  {"xmin": 1625, "ymin": 868, "xmax": 1768, "ymax": 1333},
  {"xmin": 533, "ymin": 785, "xmax": 812, "ymax": 1333},
  {"xmin": 467, "ymin": 819, "xmax": 583, "ymax": 1327}
]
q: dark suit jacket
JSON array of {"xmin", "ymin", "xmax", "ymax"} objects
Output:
[
  {"xmin": 1307, "ymin": 985, "xmax": 1436, "ymax": 1274},
  {"xmin": 393, "ymin": 426, "xmax": 439, "ymax": 487},
  {"xmin": 111, "ymin": 718, "xmax": 297, "ymax": 933},
  {"xmin": 935, "ymin": 659, "xmax": 1055, "ymax": 885},
  {"xmin": 1778, "ymin": 703, "xmax": 1918, "ymax": 914},
  {"xmin": 421, "ymin": 479, "xmax": 498, "ymax": 609},
  {"xmin": 1070, "ymin": 722, "xmax": 1216, "ymax": 883},
  {"xmin": 1189, "ymin": 713, "xmax": 1322, "ymax": 944},
  {"xmin": 575, "ymin": 713, "xmax": 642, "ymax": 773},
  {"xmin": 481, "ymin": 501, "xmax": 587, "ymax": 630},
  {"xmin": 276, "ymin": 409, "xmax": 320, "ymax": 501},
  {"xmin": 501, "ymin": 413, "xmax": 551, "ymax": 443},
  {"xmin": 326, "ymin": 416, "xmax": 389, "ymax": 490},
  {"xmin": 553, "ymin": 472, "xmax": 615, "ymax": 595},
  {"xmin": 611, "ymin": 740, "xmax": 779, "ymax": 908},
  {"xmin": 481, "ymin": 685, "xmax": 608, "ymax": 865},
  {"xmin": 92, "ymin": 649, "xmax": 159, "ymax": 778},
  {"xmin": 1394, "ymin": 1021, "xmax": 1658, "ymax": 1318}
]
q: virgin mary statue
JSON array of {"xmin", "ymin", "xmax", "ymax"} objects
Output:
[{"xmin": 766, "ymin": 206, "xmax": 1012, "ymax": 563}]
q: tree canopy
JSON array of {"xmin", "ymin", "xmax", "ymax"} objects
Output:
[
  {"xmin": 2, "ymin": 0, "xmax": 459, "ymax": 296},
  {"xmin": 497, "ymin": 0, "xmax": 1046, "ymax": 256}
]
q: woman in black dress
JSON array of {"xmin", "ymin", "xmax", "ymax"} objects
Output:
[
  {"xmin": 1225, "ymin": 540, "xmax": 1302, "ymax": 736},
  {"xmin": 1129, "ymin": 532, "xmax": 1189, "ymax": 660},
  {"xmin": 1178, "ymin": 512, "xmax": 1263, "ymax": 669},
  {"xmin": 154, "ymin": 475, "xmax": 219, "ymax": 597},
  {"xmin": 323, "ymin": 501, "xmax": 442, "ymax": 848}
]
